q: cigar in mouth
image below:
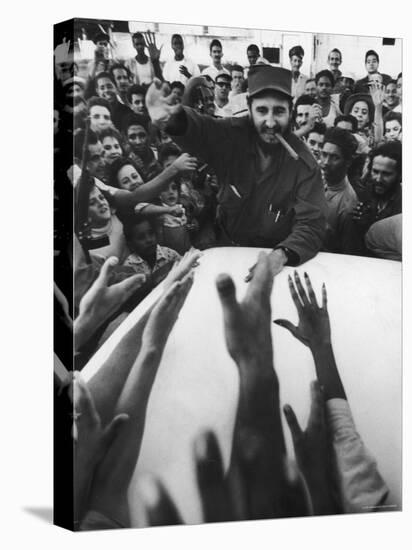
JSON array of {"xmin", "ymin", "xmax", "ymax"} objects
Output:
[{"xmin": 275, "ymin": 133, "xmax": 299, "ymax": 160}]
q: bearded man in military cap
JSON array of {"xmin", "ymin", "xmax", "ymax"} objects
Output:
[{"xmin": 145, "ymin": 65, "xmax": 327, "ymax": 280}]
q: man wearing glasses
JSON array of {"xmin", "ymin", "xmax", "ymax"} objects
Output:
[{"xmin": 214, "ymin": 71, "xmax": 233, "ymax": 118}]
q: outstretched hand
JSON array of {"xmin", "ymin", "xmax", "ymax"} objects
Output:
[
  {"xmin": 73, "ymin": 372, "xmax": 129, "ymax": 522},
  {"xmin": 216, "ymin": 251, "xmax": 274, "ymax": 367},
  {"xmin": 274, "ymin": 271, "xmax": 330, "ymax": 350},
  {"xmin": 369, "ymin": 81, "xmax": 385, "ymax": 107},
  {"xmin": 145, "ymin": 79, "xmax": 182, "ymax": 125},
  {"xmin": 142, "ymin": 30, "xmax": 162, "ymax": 61},
  {"xmin": 283, "ymin": 380, "xmax": 338, "ymax": 515},
  {"xmin": 76, "ymin": 256, "xmax": 146, "ymax": 334}
]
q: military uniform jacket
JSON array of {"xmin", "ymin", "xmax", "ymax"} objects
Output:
[{"xmin": 168, "ymin": 106, "xmax": 327, "ymax": 265}]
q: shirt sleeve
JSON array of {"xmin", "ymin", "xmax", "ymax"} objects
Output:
[
  {"xmin": 326, "ymin": 398, "xmax": 389, "ymax": 513},
  {"xmin": 277, "ymin": 164, "xmax": 327, "ymax": 265}
]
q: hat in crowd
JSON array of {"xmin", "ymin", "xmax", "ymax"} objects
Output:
[
  {"xmin": 248, "ymin": 65, "xmax": 292, "ymax": 99},
  {"xmin": 93, "ymin": 31, "xmax": 110, "ymax": 44},
  {"xmin": 323, "ymin": 127, "xmax": 358, "ymax": 160},
  {"xmin": 62, "ymin": 76, "xmax": 86, "ymax": 90},
  {"xmin": 344, "ymin": 93, "xmax": 375, "ymax": 121},
  {"xmin": 215, "ymin": 71, "xmax": 232, "ymax": 82},
  {"xmin": 289, "ymin": 45, "xmax": 304, "ymax": 59}
]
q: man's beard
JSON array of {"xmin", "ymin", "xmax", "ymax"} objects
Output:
[{"xmin": 256, "ymin": 123, "xmax": 292, "ymax": 154}]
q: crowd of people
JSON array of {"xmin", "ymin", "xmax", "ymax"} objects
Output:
[{"xmin": 53, "ymin": 24, "xmax": 401, "ymax": 530}]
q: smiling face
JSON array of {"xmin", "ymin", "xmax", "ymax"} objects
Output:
[
  {"xmin": 306, "ymin": 131, "xmax": 324, "ymax": 161},
  {"xmin": 117, "ymin": 164, "xmax": 144, "ymax": 191},
  {"xmin": 88, "ymin": 186, "xmax": 111, "ymax": 227},
  {"xmin": 249, "ymin": 92, "xmax": 291, "ymax": 146},
  {"xmin": 295, "ymin": 104, "xmax": 311, "ymax": 128},
  {"xmin": 210, "ymin": 45, "xmax": 223, "ymax": 65},
  {"xmin": 89, "ymin": 105, "xmax": 112, "ymax": 132},
  {"xmin": 290, "ymin": 55, "xmax": 302, "ymax": 72},
  {"xmin": 328, "ymin": 51, "xmax": 341, "ymax": 71},
  {"xmin": 371, "ymin": 155, "xmax": 399, "ymax": 196},
  {"xmin": 385, "ymin": 83, "xmax": 399, "ymax": 107},
  {"xmin": 96, "ymin": 76, "xmax": 117, "ymax": 103},
  {"xmin": 101, "ymin": 136, "xmax": 122, "ymax": 164},
  {"xmin": 350, "ymin": 100, "xmax": 370, "ymax": 130}
]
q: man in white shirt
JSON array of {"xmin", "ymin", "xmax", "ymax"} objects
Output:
[
  {"xmin": 289, "ymin": 45, "xmax": 308, "ymax": 99},
  {"xmin": 201, "ymin": 39, "xmax": 230, "ymax": 81},
  {"xmin": 214, "ymin": 72, "xmax": 233, "ymax": 117},
  {"xmin": 162, "ymin": 34, "xmax": 200, "ymax": 85}
]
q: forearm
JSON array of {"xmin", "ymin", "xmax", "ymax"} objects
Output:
[
  {"xmin": 310, "ymin": 342, "xmax": 346, "ymax": 401},
  {"xmin": 374, "ymin": 106, "xmax": 384, "ymax": 144},
  {"xmin": 140, "ymin": 204, "xmax": 173, "ymax": 216},
  {"xmin": 86, "ymin": 307, "xmax": 155, "ymax": 425},
  {"xmin": 152, "ymin": 59, "xmax": 163, "ymax": 81}
]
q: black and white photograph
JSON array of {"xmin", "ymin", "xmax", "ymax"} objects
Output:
[{"xmin": 52, "ymin": 15, "xmax": 403, "ymax": 532}]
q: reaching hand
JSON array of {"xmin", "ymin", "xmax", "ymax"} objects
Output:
[
  {"xmin": 143, "ymin": 30, "xmax": 162, "ymax": 61},
  {"xmin": 73, "ymin": 372, "xmax": 128, "ymax": 522},
  {"xmin": 141, "ymin": 271, "xmax": 194, "ymax": 353},
  {"xmin": 369, "ymin": 82, "xmax": 385, "ymax": 107},
  {"xmin": 168, "ymin": 204, "xmax": 185, "ymax": 217},
  {"xmin": 145, "ymin": 78, "xmax": 182, "ymax": 125},
  {"xmin": 76, "ymin": 256, "xmax": 146, "ymax": 331},
  {"xmin": 163, "ymin": 247, "xmax": 202, "ymax": 289},
  {"xmin": 274, "ymin": 271, "xmax": 330, "ymax": 349},
  {"xmin": 179, "ymin": 65, "xmax": 192, "ymax": 79},
  {"xmin": 283, "ymin": 381, "xmax": 338, "ymax": 515},
  {"xmin": 171, "ymin": 152, "xmax": 198, "ymax": 173},
  {"xmin": 216, "ymin": 251, "xmax": 274, "ymax": 366},
  {"xmin": 352, "ymin": 201, "xmax": 373, "ymax": 225}
]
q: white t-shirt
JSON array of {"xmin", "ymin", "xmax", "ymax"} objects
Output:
[
  {"xmin": 162, "ymin": 56, "xmax": 200, "ymax": 84},
  {"xmin": 125, "ymin": 57, "xmax": 155, "ymax": 85}
]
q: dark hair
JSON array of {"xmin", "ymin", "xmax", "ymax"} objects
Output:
[
  {"xmin": 334, "ymin": 114, "xmax": 358, "ymax": 133},
  {"xmin": 308, "ymin": 121, "xmax": 327, "ymax": 136},
  {"xmin": 99, "ymin": 126, "xmax": 124, "ymax": 147},
  {"xmin": 386, "ymin": 79, "xmax": 397, "ymax": 88},
  {"xmin": 158, "ymin": 143, "xmax": 182, "ymax": 165},
  {"xmin": 383, "ymin": 111, "xmax": 402, "ymax": 127},
  {"xmin": 247, "ymin": 44, "xmax": 259, "ymax": 54},
  {"xmin": 289, "ymin": 45, "xmax": 304, "ymax": 58},
  {"xmin": 123, "ymin": 214, "xmax": 156, "ymax": 242},
  {"xmin": 293, "ymin": 94, "xmax": 316, "ymax": 122},
  {"xmin": 122, "ymin": 112, "xmax": 150, "ymax": 134},
  {"xmin": 397, "ymin": 72, "xmax": 402, "ymax": 80},
  {"xmin": 110, "ymin": 63, "xmax": 132, "ymax": 81},
  {"xmin": 315, "ymin": 70, "xmax": 335, "ymax": 87},
  {"xmin": 210, "ymin": 39, "xmax": 222, "ymax": 51},
  {"xmin": 94, "ymin": 71, "xmax": 116, "ymax": 92},
  {"xmin": 93, "ymin": 32, "xmax": 109, "ymax": 44},
  {"xmin": 231, "ymin": 64, "xmax": 244, "ymax": 74},
  {"xmin": 328, "ymin": 48, "xmax": 342, "ymax": 61},
  {"xmin": 171, "ymin": 34, "xmax": 183, "ymax": 43},
  {"xmin": 305, "ymin": 78, "xmax": 316, "ymax": 85},
  {"xmin": 370, "ymin": 141, "xmax": 402, "ymax": 177},
  {"xmin": 324, "ymin": 127, "xmax": 358, "ymax": 161},
  {"xmin": 132, "ymin": 32, "xmax": 144, "ymax": 42},
  {"xmin": 170, "ymin": 81, "xmax": 185, "ymax": 93},
  {"xmin": 87, "ymin": 96, "xmax": 112, "ymax": 115},
  {"xmin": 74, "ymin": 128, "xmax": 99, "ymax": 162},
  {"xmin": 365, "ymin": 49, "xmax": 379, "ymax": 63},
  {"xmin": 126, "ymin": 84, "xmax": 146, "ymax": 104},
  {"xmin": 108, "ymin": 157, "xmax": 142, "ymax": 188}
]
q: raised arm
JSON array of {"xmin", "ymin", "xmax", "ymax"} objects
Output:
[{"xmin": 216, "ymin": 252, "xmax": 286, "ymax": 519}]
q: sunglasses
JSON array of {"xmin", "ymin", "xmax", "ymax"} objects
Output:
[{"xmin": 216, "ymin": 81, "xmax": 231, "ymax": 88}]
